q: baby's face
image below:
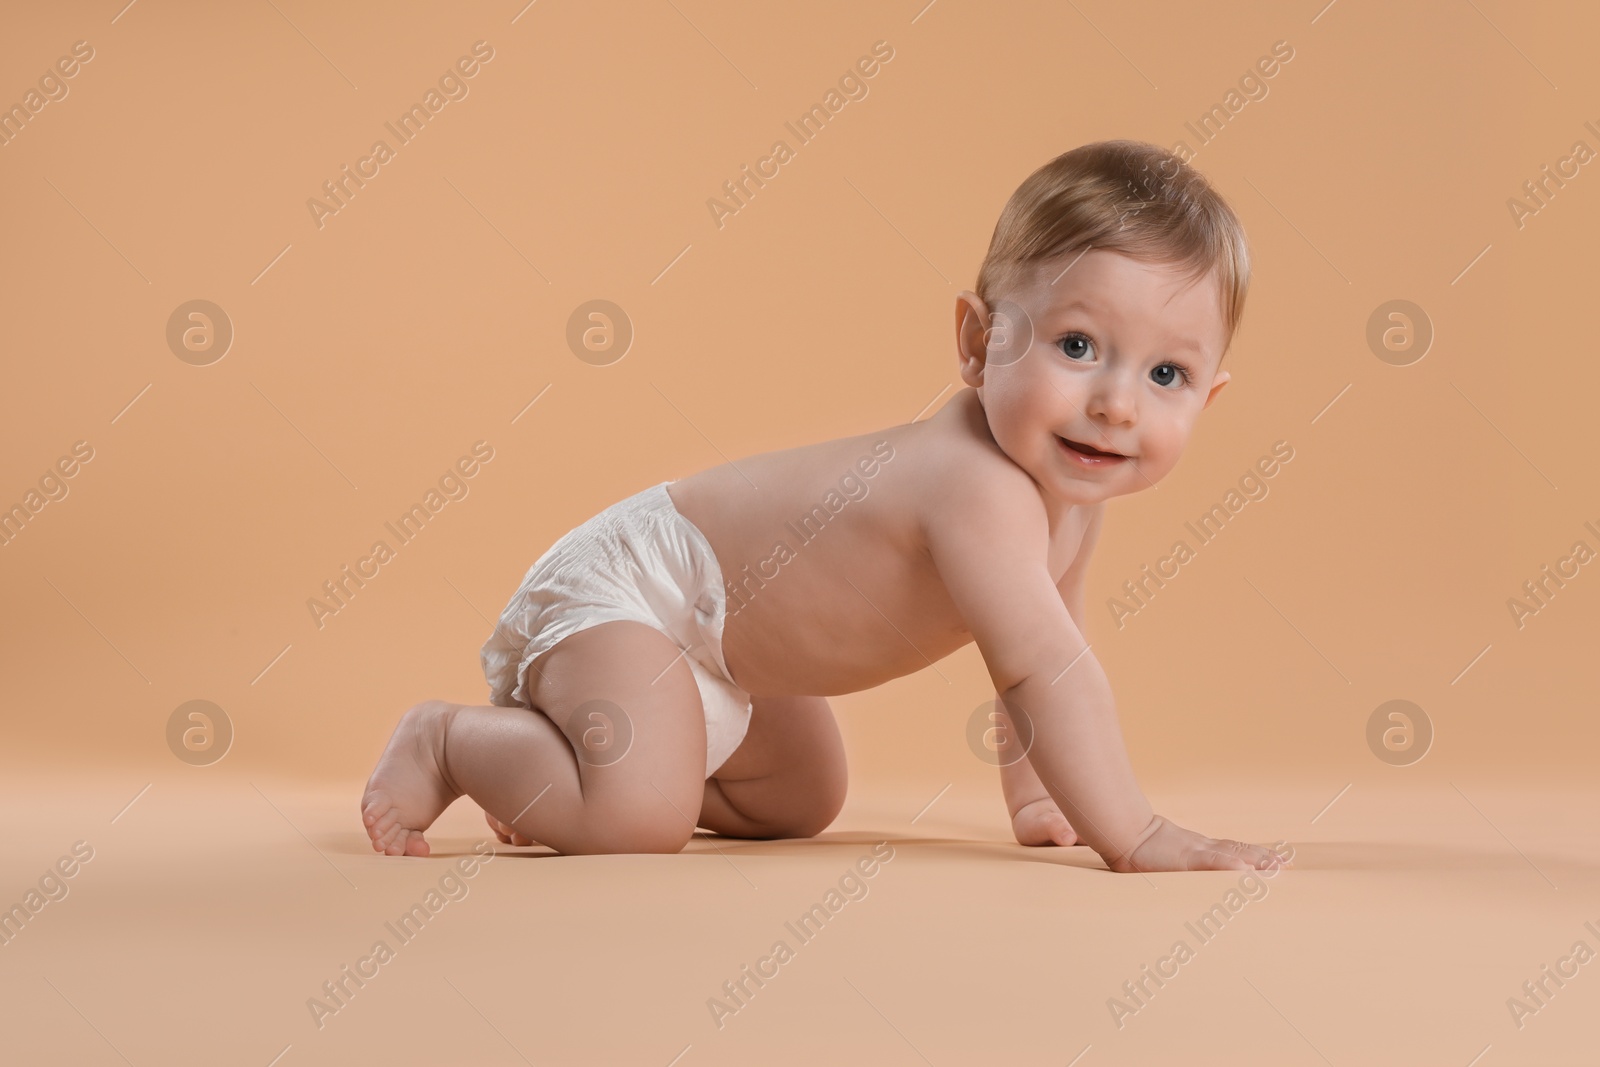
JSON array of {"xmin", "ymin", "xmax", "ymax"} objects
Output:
[{"xmin": 961, "ymin": 249, "xmax": 1231, "ymax": 506}]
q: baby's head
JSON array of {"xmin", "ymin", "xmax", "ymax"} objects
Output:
[{"xmin": 955, "ymin": 140, "xmax": 1251, "ymax": 505}]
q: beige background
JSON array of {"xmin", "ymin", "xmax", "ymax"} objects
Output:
[{"xmin": 2, "ymin": 1, "xmax": 1597, "ymax": 1064}]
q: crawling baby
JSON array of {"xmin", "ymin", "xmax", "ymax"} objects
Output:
[{"xmin": 363, "ymin": 139, "xmax": 1286, "ymax": 874}]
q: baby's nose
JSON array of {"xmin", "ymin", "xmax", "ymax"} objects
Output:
[{"xmin": 1087, "ymin": 384, "xmax": 1137, "ymax": 425}]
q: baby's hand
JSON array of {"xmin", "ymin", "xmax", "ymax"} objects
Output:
[
  {"xmin": 1109, "ymin": 814, "xmax": 1287, "ymax": 874},
  {"xmin": 1010, "ymin": 797, "xmax": 1079, "ymax": 847}
]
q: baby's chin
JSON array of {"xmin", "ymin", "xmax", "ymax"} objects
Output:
[
  {"xmin": 1053, "ymin": 485, "xmax": 1132, "ymax": 507},
  {"xmin": 1050, "ymin": 467, "xmax": 1165, "ymax": 506}
]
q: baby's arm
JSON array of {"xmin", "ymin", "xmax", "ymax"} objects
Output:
[
  {"xmin": 996, "ymin": 503, "xmax": 1105, "ymax": 845},
  {"xmin": 995, "ymin": 703, "xmax": 1080, "ymax": 846},
  {"xmin": 927, "ymin": 471, "xmax": 1281, "ymax": 873}
]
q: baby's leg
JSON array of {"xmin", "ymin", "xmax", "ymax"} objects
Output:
[
  {"xmin": 361, "ymin": 620, "xmax": 709, "ymax": 856},
  {"xmin": 483, "ymin": 692, "xmax": 847, "ymax": 845},
  {"xmin": 699, "ymin": 694, "xmax": 848, "ymax": 839}
]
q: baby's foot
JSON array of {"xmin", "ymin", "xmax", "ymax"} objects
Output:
[
  {"xmin": 485, "ymin": 809, "xmax": 539, "ymax": 847},
  {"xmin": 1011, "ymin": 797, "xmax": 1079, "ymax": 847},
  {"xmin": 361, "ymin": 700, "xmax": 462, "ymax": 857}
]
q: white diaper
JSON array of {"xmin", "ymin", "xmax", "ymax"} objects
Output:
[{"xmin": 480, "ymin": 480, "xmax": 753, "ymax": 778}]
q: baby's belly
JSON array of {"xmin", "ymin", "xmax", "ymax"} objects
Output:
[
  {"xmin": 663, "ymin": 431, "xmax": 970, "ymax": 697},
  {"xmin": 719, "ymin": 588, "xmax": 973, "ymax": 697}
]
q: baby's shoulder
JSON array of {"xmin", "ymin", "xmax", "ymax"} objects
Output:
[
  {"xmin": 905, "ymin": 429, "xmax": 1050, "ymax": 539},
  {"xmin": 897, "ymin": 389, "xmax": 1042, "ymax": 504}
]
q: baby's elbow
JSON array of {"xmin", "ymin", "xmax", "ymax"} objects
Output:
[
  {"xmin": 991, "ymin": 670, "xmax": 1034, "ymax": 697},
  {"xmin": 983, "ymin": 641, "xmax": 1060, "ymax": 696}
]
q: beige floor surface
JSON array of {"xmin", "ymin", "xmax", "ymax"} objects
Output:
[{"xmin": 1, "ymin": 768, "xmax": 1594, "ymax": 1066}]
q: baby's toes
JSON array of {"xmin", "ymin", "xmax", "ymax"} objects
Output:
[
  {"xmin": 364, "ymin": 799, "xmax": 398, "ymax": 835},
  {"xmin": 382, "ymin": 828, "xmax": 428, "ymax": 857},
  {"xmin": 375, "ymin": 822, "xmax": 410, "ymax": 855},
  {"xmin": 485, "ymin": 810, "xmax": 514, "ymax": 844},
  {"xmin": 366, "ymin": 812, "xmax": 402, "ymax": 851},
  {"xmin": 483, "ymin": 810, "xmax": 535, "ymax": 846},
  {"xmin": 376, "ymin": 817, "xmax": 424, "ymax": 856}
]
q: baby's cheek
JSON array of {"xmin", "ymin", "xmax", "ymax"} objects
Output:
[{"xmin": 1141, "ymin": 430, "xmax": 1188, "ymax": 474}]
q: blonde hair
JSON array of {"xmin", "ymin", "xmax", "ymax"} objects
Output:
[{"xmin": 975, "ymin": 140, "xmax": 1251, "ymax": 353}]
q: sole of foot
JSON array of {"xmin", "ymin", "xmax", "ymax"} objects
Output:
[{"xmin": 361, "ymin": 700, "xmax": 461, "ymax": 857}]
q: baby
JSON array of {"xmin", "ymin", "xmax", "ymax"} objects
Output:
[{"xmin": 363, "ymin": 139, "xmax": 1286, "ymax": 874}]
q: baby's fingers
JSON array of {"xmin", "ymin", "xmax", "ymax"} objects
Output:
[
  {"xmin": 1193, "ymin": 839, "xmax": 1283, "ymax": 872},
  {"xmin": 1186, "ymin": 848, "xmax": 1254, "ymax": 872},
  {"xmin": 1224, "ymin": 839, "xmax": 1286, "ymax": 870}
]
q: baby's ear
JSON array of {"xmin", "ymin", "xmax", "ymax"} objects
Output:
[
  {"xmin": 954, "ymin": 290, "xmax": 990, "ymax": 385},
  {"xmin": 1202, "ymin": 368, "xmax": 1231, "ymax": 409}
]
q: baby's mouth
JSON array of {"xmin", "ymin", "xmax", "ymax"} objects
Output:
[{"xmin": 1058, "ymin": 436, "xmax": 1127, "ymax": 459}]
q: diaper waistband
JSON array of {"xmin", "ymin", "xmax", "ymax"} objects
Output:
[{"xmin": 647, "ymin": 480, "xmax": 737, "ymax": 688}]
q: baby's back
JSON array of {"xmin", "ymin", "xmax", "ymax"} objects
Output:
[{"xmin": 665, "ymin": 388, "xmax": 1093, "ymax": 697}]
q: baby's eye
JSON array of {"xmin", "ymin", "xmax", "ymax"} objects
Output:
[
  {"xmin": 1151, "ymin": 363, "xmax": 1191, "ymax": 388},
  {"xmin": 1057, "ymin": 333, "xmax": 1094, "ymax": 361}
]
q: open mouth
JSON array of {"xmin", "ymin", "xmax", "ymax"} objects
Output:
[{"xmin": 1058, "ymin": 436, "xmax": 1126, "ymax": 459}]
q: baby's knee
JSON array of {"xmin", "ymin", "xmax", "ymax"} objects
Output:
[
  {"xmin": 766, "ymin": 777, "xmax": 847, "ymax": 840},
  {"xmin": 789, "ymin": 789, "xmax": 847, "ymax": 839},
  {"xmin": 570, "ymin": 809, "xmax": 694, "ymax": 856},
  {"xmin": 404, "ymin": 698, "xmax": 461, "ymax": 720}
]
